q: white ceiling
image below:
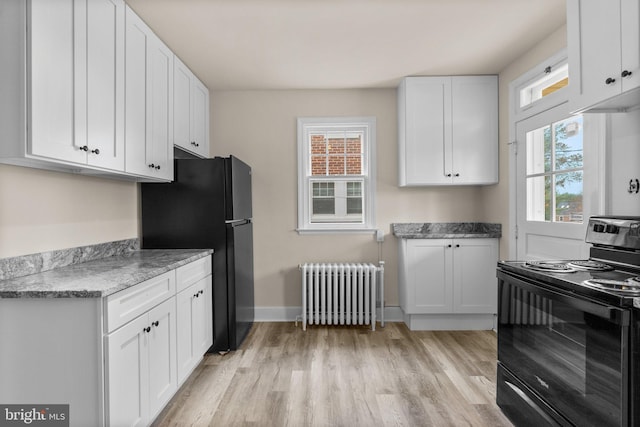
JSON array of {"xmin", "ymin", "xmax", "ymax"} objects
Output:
[{"xmin": 125, "ymin": 0, "xmax": 567, "ymax": 91}]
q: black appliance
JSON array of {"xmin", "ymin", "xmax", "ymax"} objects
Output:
[
  {"xmin": 496, "ymin": 216, "xmax": 640, "ymax": 427},
  {"xmin": 141, "ymin": 155, "xmax": 254, "ymax": 352}
]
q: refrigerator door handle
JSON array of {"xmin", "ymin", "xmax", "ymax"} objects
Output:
[{"xmin": 225, "ymin": 219, "xmax": 251, "ymax": 226}]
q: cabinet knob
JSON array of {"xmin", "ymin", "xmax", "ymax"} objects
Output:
[
  {"xmin": 143, "ymin": 326, "xmax": 151, "ymax": 333},
  {"xmin": 191, "ymin": 141, "xmax": 199, "ymax": 147},
  {"xmin": 455, "ymin": 244, "xmax": 460, "ymax": 248},
  {"xmin": 155, "ymin": 165, "xmax": 161, "ymax": 170},
  {"xmin": 199, "ymin": 289, "xmax": 204, "ymax": 295},
  {"xmin": 446, "ymin": 173, "xmax": 452, "ymax": 177},
  {"xmin": 447, "ymin": 244, "xmax": 452, "ymax": 248},
  {"xmin": 148, "ymin": 163, "xmax": 155, "ymax": 168},
  {"xmin": 152, "ymin": 321, "xmax": 159, "ymax": 327},
  {"xmin": 454, "ymin": 173, "xmax": 460, "ymax": 177},
  {"xmin": 91, "ymin": 148, "xmax": 100, "ymax": 155},
  {"xmin": 605, "ymin": 77, "xmax": 616, "ymax": 85},
  {"xmin": 622, "ymin": 70, "xmax": 633, "ymax": 78},
  {"xmin": 194, "ymin": 292, "xmax": 200, "ymax": 298},
  {"xmin": 79, "ymin": 145, "xmax": 88, "ymax": 152}
]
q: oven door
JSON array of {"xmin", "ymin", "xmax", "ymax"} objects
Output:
[{"xmin": 497, "ymin": 269, "xmax": 630, "ymax": 427}]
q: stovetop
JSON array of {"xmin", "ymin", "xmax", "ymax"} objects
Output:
[
  {"xmin": 498, "ymin": 217, "xmax": 640, "ymax": 308},
  {"xmin": 498, "ymin": 259, "xmax": 640, "ymax": 307}
]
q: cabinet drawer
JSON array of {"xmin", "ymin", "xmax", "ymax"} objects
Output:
[
  {"xmin": 106, "ymin": 271, "xmax": 176, "ymax": 333},
  {"xmin": 176, "ymin": 256, "xmax": 212, "ymax": 293}
]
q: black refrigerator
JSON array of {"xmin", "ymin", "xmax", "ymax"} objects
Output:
[{"xmin": 140, "ymin": 155, "xmax": 254, "ymax": 352}]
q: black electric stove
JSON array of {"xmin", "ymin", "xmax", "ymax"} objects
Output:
[{"xmin": 496, "ymin": 216, "xmax": 640, "ymax": 427}]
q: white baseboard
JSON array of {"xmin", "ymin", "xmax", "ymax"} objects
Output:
[{"xmin": 254, "ymin": 306, "xmax": 404, "ymax": 323}]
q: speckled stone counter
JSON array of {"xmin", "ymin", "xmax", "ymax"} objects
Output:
[
  {"xmin": 0, "ymin": 248, "xmax": 213, "ymax": 298},
  {"xmin": 391, "ymin": 222, "xmax": 502, "ymax": 239}
]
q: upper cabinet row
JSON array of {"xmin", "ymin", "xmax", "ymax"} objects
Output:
[
  {"xmin": 398, "ymin": 75, "xmax": 498, "ymax": 186},
  {"xmin": 567, "ymin": 0, "xmax": 640, "ymax": 113},
  {"xmin": 0, "ymin": 0, "xmax": 209, "ymax": 182}
]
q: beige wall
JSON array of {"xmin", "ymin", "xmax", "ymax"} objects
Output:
[
  {"xmin": 483, "ymin": 25, "xmax": 568, "ymax": 258},
  {"xmin": 211, "ymin": 89, "xmax": 488, "ymax": 308},
  {"xmin": 0, "ymin": 164, "xmax": 138, "ymax": 258}
]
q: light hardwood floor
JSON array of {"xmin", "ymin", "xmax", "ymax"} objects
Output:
[{"xmin": 152, "ymin": 322, "xmax": 513, "ymax": 427}]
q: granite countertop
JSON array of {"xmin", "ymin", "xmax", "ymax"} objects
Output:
[
  {"xmin": 0, "ymin": 249, "xmax": 213, "ymax": 298},
  {"xmin": 391, "ymin": 222, "xmax": 502, "ymax": 239}
]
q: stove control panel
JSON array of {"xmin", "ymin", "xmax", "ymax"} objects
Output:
[{"xmin": 586, "ymin": 216, "xmax": 640, "ymax": 249}]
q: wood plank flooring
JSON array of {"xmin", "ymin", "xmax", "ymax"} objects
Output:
[{"xmin": 152, "ymin": 322, "xmax": 513, "ymax": 427}]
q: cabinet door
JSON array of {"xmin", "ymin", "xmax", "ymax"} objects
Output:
[
  {"xmin": 403, "ymin": 239, "xmax": 452, "ymax": 313},
  {"xmin": 173, "ymin": 57, "xmax": 192, "ymax": 152},
  {"xmin": 107, "ymin": 314, "xmax": 149, "ymax": 427},
  {"xmin": 29, "ymin": 0, "xmax": 86, "ymax": 164},
  {"xmin": 176, "ymin": 284, "xmax": 197, "ymax": 384},
  {"xmin": 147, "ymin": 298, "xmax": 177, "ymax": 419},
  {"xmin": 451, "ymin": 76, "xmax": 498, "ymax": 185},
  {"xmin": 192, "ymin": 276, "xmax": 212, "ymax": 355},
  {"xmin": 124, "ymin": 6, "xmax": 173, "ymax": 180},
  {"xmin": 191, "ymin": 78, "xmax": 210, "ymax": 158},
  {"xmin": 400, "ymin": 77, "xmax": 451, "ymax": 185},
  {"xmin": 568, "ymin": 0, "xmax": 624, "ymax": 111},
  {"xmin": 452, "ymin": 239, "xmax": 498, "ymax": 314},
  {"xmin": 176, "ymin": 276, "xmax": 211, "ymax": 384},
  {"xmin": 621, "ymin": 0, "xmax": 640, "ymax": 93},
  {"xmin": 148, "ymin": 36, "xmax": 174, "ymax": 180},
  {"xmin": 86, "ymin": 0, "xmax": 125, "ymax": 170},
  {"xmin": 124, "ymin": 6, "xmax": 150, "ymax": 176}
]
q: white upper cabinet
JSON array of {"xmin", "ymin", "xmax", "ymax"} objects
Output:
[
  {"xmin": 567, "ymin": 0, "xmax": 640, "ymax": 112},
  {"xmin": 124, "ymin": 6, "xmax": 174, "ymax": 181},
  {"xmin": 173, "ymin": 57, "xmax": 210, "ymax": 158},
  {"xmin": 398, "ymin": 75, "xmax": 498, "ymax": 186},
  {"xmin": 7, "ymin": 0, "xmax": 126, "ymax": 171}
]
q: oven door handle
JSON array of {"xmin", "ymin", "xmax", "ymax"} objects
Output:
[{"xmin": 498, "ymin": 270, "xmax": 630, "ymax": 326}]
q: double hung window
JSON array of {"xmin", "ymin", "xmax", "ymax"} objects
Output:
[{"xmin": 297, "ymin": 117, "xmax": 376, "ymax": 233}]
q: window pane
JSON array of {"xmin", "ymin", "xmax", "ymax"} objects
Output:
[
  {"xmin": 526, "ymin": 176, "xmax": 552, "ymax": 222},
  {"xmin": 554, "ymin": 117, "xmax": 583, "ymax": 171},
  {"xmin": 526, "ymin": 125, "xmax": 551, "ymax": 175},
  {"xmin": 328, "ymin": 155, "xmax": 344, "ymax": 175},
  {"xmin": 519, "ymin": 62, "xmax": 569, "ymax": 108},
  {"xmin": 312, "ymin": 182, "xmax": 335, "ymax": 216},
  {"xmin": 311, "ymin": 155, "xmax": 326, "ymax": 176},
  {"xmin": 347, "ymin": 198, "xmax": 362, "ymax": 215},
  {"xmin": 313, "ymin": 198, "xmax": 335, "ymax": 215},
  {"xmin": 347, "ymin": 181, "xmax": 361, "ymax": 196},
  {"xmin": 555, "ymin": 171, "xmax": 583, "ymax": 223}
]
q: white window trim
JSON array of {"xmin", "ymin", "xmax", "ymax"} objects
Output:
[
  {"xmin": 297, "ymin": 116, "xmax": 377, "ymax": 234},
  {"xmin": 508, "ymin": 49, "xmax": 606, "ymax": 259}
]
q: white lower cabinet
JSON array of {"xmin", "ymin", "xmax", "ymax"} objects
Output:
[
  {"xmin": 398, "ymin": 238, "xmax": 499, "ymax": 330},
  {"xmin": 177, "ymin": 276, "xmax": 213, "ymax": 383},
  {"xmin": 107, "ymin": 297, "xmax": 177, "ymax": 427},
  {"xmin": 0, "ymin": 255, "xmax": 212, "ymax": 427}
]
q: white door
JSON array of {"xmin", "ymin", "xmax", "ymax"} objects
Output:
[
  {"xmin": 173, "ymin": 58, "xmax": 192, "ymax": 152},
  {"xmin": 29, "ymin": 0, "xmax": 86, "ymax": 164},
  {"xmin": 107, "ymin": 314, "xmax": 149, "ymax": 427},
  {"xmin": 453, "ymin": 239, "xmax": 498, "ymax": 313},
  {"xmin": 404, "ymin": 77, "xmax": 451, "ymax": 185},
  {"xmin": 515, "ymin": 103, "xmax": 601, "ymax": 260},
  {"xmin": 191, "ymin": 78, "xmax": 209, "ymax": 157},
  {"xmin": 405, "ymin": 239, "xmax": 452, "ymax": 313},
  {"xmin": 176, "ymin": 286, "xmax": 196, "ymax": 383},
  {"xmin": 86, "ymin": 0, "xmax": 124, "ymax": 170},
  {"xmin": 147, "ymin": 298, "xmax": 177, "ymax": 418},
  {"xmin": 451, "ymin": 76, "xmax": 498, "ymax": 184},
  {"xmin": 148, "ymin": 35, "xmax": 174, "ymax": 180}
]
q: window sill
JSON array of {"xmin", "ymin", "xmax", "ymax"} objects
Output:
[{"xmin": 296, "ymin": 228, "xmax": 378, "ymax": 235}]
